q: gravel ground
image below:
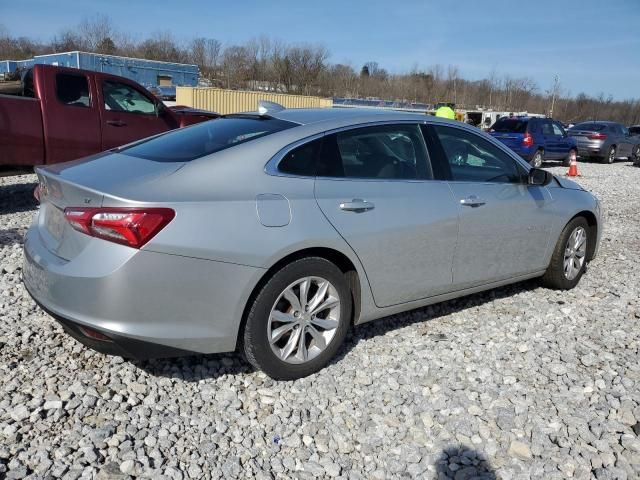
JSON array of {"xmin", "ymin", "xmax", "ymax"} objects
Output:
[{"xmin": 1, "ymin": 161, "xmax": 639, "ymax": 480}]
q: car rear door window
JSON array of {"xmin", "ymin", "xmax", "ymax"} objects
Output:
[
  {"xmin": 278, "ymin": 138, "xmax": 323, "ymax": 176},
  {"xmin": 429, "ymin": 125, "xmax": 524, "ymax": 183},
  {"xmin": 319, "ymin": 124, "xmax": 430, "ymax": 180},
  {"xmin": 541, "ymin": 121, "xmax": 554, "ymax": 135},
  {"xmin": 56, "ymin": 73, "xmax": 91, "ymax": 107},
  {"xmin": 103, "ymin": 81, "xmax": 156, "ymax": 114},
  {"xmin": 121, "ymin": 117, "xmax": 296, "ymax": 162}
]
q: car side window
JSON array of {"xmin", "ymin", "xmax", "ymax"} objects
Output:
[
  {"xmin": 541, "ymin": 121, "xmax": 554, "ymax": 135},
  {"xmin": 552, "ymin": 123, "xmax": 565, "ymax": 136},
  {"xmin": 622, "ymin": 126, "xmax": 630, "ymax": 136},
  {"xmin": 431, "ymin": 125, "xmax": 524, "ymax": 183},
  {"xmin": 318, "ymin": 124, "xmax": 430, "ymax": 180},
  {"xmin": 278, "ymin": 138, "xmax": 322, "ymax": 176},
  {"xmin": 56, "ymin": 73, "xmax": 90, "ymax": 107},
  {"xmin": 103, "ymin": 81, "xmax": 156, "ymax": 114}
]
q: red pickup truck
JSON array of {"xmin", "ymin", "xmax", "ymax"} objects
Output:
[{"xmin": 0, "ymin": 64, "xmax": 218, "ymax": 170}]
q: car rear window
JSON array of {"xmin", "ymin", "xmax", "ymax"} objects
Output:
[
  {"xmin": 491, "ymin": 118, "xmax": 529, "ymax": 133},
  {"xmin": 572, "ymin": 123, "xmax": 606, "ymax": 131},
  {"xmin": 120, "ymin": 117, "xmax": 296, "ymax": 162}
]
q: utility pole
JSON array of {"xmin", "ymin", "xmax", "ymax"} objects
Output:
[{"xmin": 549, "ymin": 75, "xmax": 559, "ymax": 118}]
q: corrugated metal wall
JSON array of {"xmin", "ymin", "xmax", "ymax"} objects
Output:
[
  {"xmin": 0, "ymin": 52, "xmax": 198, "ymax": 87},
  {"xmin": 176, "ymin": 87, "xmax": 332, "ymax": 114}
]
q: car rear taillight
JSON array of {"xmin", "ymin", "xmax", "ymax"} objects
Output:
[
  {"xmin": 588, "ymin": 133, "xmax": 607, "ymax": 140},
  {"xmin": 34, "ymin": 185, "xmax": 41, "ymax": 203},
  {"xmin": 522, "ymin": 132, "xmax": 534, "ymax": 147},
  {"xmin": 63, "ymin": 207, "xmax": 175, "ymax": 248}
]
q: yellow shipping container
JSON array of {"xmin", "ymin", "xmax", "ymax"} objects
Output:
[{"xmin": 176, "ymin": 87, "xmax": 332, "ymax": 114}]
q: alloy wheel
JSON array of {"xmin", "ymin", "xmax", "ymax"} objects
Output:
[
  {"xmin": 563, "ymin": 226, "xmax": 587, "ymax": 280},
  {"xmin": 267, "ymin": 276, "xmax": 341, "ymax": 364}
]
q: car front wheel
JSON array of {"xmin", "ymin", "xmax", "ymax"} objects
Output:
[
  {"xmin": 541, "ymin": 217, "xmax": 589, "ymax": 290},
  {"xmin": 242, "ymin": 257, "xmax": 351, "ymax": 380}
]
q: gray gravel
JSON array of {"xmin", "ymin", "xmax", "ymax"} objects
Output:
[{"xmin": 1, "ymin": 161, "xmax": 640, "ymax": 479}]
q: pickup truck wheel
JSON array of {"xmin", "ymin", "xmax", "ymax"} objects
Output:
[
  {"xmin": 563, "ymin": 149, "xmax": 577, "ymax": 167},
  {"xmin": 604, "ymin": 146, "xmax": 616, "ymax": 164},
  {"xmin": 530, "ymin": 150, "xmax": 543, "ymax": 168}
]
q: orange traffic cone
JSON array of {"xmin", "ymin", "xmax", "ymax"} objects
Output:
[{"xmin": 566, "ymin": 151, "xmax": 579, "ymax": 177}]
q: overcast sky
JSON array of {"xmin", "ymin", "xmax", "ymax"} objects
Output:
[{"xmin": 2, "ymin": 0, "xmax": 639, "ymax": 99}]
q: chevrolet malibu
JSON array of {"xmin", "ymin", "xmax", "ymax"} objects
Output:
[{"xmin": 23, "ymin": 105, "xmax": 602, "ymax": 380}]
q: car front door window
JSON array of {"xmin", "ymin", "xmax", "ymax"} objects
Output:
[
  {"xmin": 432, "ymin": 125, "xmax": 524, "ymax": 183},
  {"xmin": 103, "ymin": 81, "xmax": 156, "ymax": 114}
]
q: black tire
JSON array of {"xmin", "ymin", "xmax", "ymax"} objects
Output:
[
  {"xmin": 604, "ymin": 146, "xmax": 616, "ymax": 164},
  {"xmin": 631, "ymin": 145, "xmax": 640, "ymax": 165},
  {"xmin": 242, "ymin": 257, "xmax": 352, "ymax": 380},
  {"xmin": 541, "ymin": 217, "xmax": 589, "ymax": 290},
  {"xmin": 563, "ymin": 149, "xmax": 577, "ymax": 167},
  {"xmin": 530, "ymin": 150, "xmax": 544, "ymax": 168}
]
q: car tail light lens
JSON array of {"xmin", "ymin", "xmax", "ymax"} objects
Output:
[
  {"xmin": 522, "ymin": 132, "xmax": 534, "ymax": 147},
  {"xmin": 588, "ymin": 133, "xmax": 607, "ymax": 140},
  {"xmin": 34, "ymin": 185, "xmax": 41, "ymax": 203},
  {"xmin": 63, "ymin": 207, "xmax": 175, "ymax": 248}
]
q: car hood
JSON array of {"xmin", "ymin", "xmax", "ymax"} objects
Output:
[{"xmin": 554, "ymin": 175, "xmax": 585, "ymax": 191}]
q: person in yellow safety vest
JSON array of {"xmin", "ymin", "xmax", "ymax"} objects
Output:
[{"xmin": 435, "ymin": 105, "xmax": 456, "ymax": 120}]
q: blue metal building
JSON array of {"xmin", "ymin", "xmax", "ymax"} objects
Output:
[{"xmin": 0, "ymin": 51, "xmax": 198, "ymax": 87}]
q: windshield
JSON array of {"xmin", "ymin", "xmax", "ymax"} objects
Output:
[
  {"xmin": 120, "ymin": 117, "xmax": 296, "ymax": 162},
  {"xmin": 491, "ymin": 118, "xmax": 529, "ymax": 133}
]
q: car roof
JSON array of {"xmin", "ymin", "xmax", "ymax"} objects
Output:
[
  {"xmin": 575, "ymin": 120, "xmax": 617, "ymax": 125},
  {"xmin": 268, "ymin": 107, "xmax": 428, "ymax": 125}
]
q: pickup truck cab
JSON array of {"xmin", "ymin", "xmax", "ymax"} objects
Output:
[
  {"xmin": 489, "ymin": 116, "xmax": 577, "ymax": 168},
  {"xmin": 0, "ymin": 65, "xmax": 218, "ymax": 170}
]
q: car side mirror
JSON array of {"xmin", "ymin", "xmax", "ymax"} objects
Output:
[
  {"xmin": 155, "ymin": 101, "xmax": 166, "ymax": 117},
  {"xmin": 528, "ymin": 168, "xmax": 553, "ymax": 186}
]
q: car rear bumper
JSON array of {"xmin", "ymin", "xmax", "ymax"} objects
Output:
[{"xmin": 22, "ymin": 226, "xmax": 263, "ymax": 359}]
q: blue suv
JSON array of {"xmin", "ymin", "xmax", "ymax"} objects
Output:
[{"xmin": 489, "ymin": 116, "xmax": 577, "ymax": 167}]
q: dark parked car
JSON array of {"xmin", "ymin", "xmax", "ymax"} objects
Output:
[
  {"xmin": 157, "ymin": 86, "xmax": 177, "ymax": 101},
  {"xmin": 568, "ymin": 121, "xmax": 640, "ymax": 164},
  {"xmin": 489, "ymin": 117, "xmax": 577, "ymax": 167},
  {"xmin": 628, "ymin": 125, "xmax": 640, "ymax": 137}
]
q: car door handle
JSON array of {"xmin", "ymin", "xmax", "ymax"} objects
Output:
[
  {"xmin": 106, "ymin": 120, "xmax": 127, "ymax": 127},
  {"xmin": 340, "ymin": 199, "xmax": 375, "ymax": 212},
  {"xmin": 460, "ymin": 196, "xmax": 486, "ymax": 207}
]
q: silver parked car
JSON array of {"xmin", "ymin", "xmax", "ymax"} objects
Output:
[
  {"xmin": 568, "ymin": 121, "xmax": 640, "ymax": 164},
  {"xmin": 23, "ymin": 105, "xmax": 602, "ymax": 379}
]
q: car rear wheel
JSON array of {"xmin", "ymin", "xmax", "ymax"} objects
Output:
[
  {"xmin": 563, "ymin": 148, "xmax": 577, "ymax": 167},
  {"xmin": 631, "ymin": 145, "xmax": 640, "ymax": 164},
  {"xmin": 541, "ymin": 217, "xmax": 589, "ymax": 290},
  {"xmin": 604, "ymin": 146, "xmax": 616, "ymax": 164},
  {"xmin": 531, "ymin": 150, "xmax": 544, "ymax": 168},
  {"xmin": 242, "ymin": 257, "xmax": 351, "ymax": 380}
]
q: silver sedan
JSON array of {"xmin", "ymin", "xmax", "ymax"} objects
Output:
[{"xmin": 23, "ymin": 105, "xmax": 602, "ymax": 379}]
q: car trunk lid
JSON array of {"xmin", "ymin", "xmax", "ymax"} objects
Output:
[
  {"xmin": 490, "ymin": 131, "xmax": 525, "ymax": 149},
  {"xmin": 35, "ymin": 152, "xmax": 184, "ymax": 260}
]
